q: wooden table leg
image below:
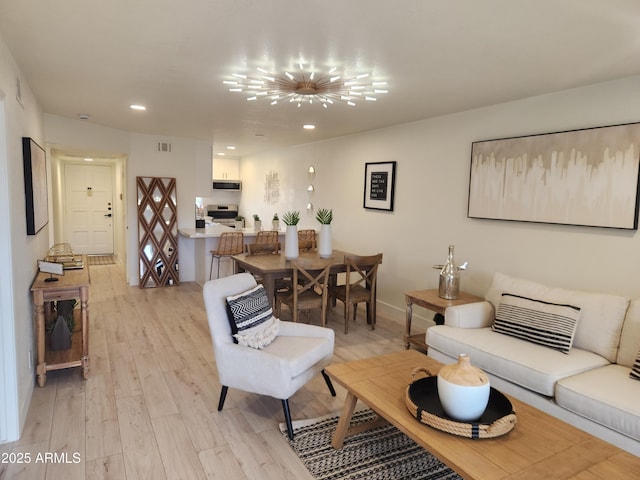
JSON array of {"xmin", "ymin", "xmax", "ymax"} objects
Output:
[
  {"xmin": 331, "ymin": 392, "xmax": 358, "ymax": 449},
  {"xmin": 404, "ymin": 299, "xmax": 413, "ymax": 349}
]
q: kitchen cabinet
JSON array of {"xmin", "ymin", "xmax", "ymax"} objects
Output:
[{"xmin": 213, "ymin": 157, "xmax": 239, "ymax": 180}]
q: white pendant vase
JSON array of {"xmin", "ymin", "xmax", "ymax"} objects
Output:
[
  {"xmin": 318, "ymin": 224, "xmax": 332, "ymax": 258},
  {"xmin": 284, "ymin": 225, "xmax": 299, "ymax": 260}
]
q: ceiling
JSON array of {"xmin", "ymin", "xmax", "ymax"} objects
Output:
[{"xmin": 1, "ymin": 0, "xmax": 640, "ymax": 158}]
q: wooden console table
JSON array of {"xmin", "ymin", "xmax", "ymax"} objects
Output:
[
  {"xmin": 30, "ymin": 256, "xmax": 90, "ymax": 387},
  {"xmin": 404, "ymin": 289, "xmax": 483, "ymax": 350}
]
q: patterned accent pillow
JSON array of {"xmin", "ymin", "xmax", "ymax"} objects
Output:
[
  {"xmin": 226, "ymin": 284, "xmax": 279, "ymax": 349},
  {"xmin": 493, "ymin": 293, "xmax": 580, "ymax": 354},
  {"xmin": 631, "ymin": 350, "xmax": 640, "ymax": 381}
]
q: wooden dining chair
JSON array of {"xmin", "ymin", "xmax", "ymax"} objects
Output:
[
  {"xmin": 275, "ymin": 258, "xmax": 332, "ymax": 327},
  {"xmin": 246, "ymin": 230, "xmax": 279, "ymax": 255},
  {"xmin": 297, "ymin": 229, "xmax": 317, "ymax": 251},
  {"xmin": 209, "ymin": 231, "xmax": 244, "ymax": 280},
  {"xmin": 329, "ymin": 253, "xmax": 383, "ymax": 334}
]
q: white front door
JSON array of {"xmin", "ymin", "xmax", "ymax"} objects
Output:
[{"xmin": 64, "ymin": 163, "xmax": 114, "ymax": 254}]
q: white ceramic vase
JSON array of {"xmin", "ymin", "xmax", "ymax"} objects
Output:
[
  {"xmin": 318, "ymin": 224, "xmax": 332, "ymax": 258},
  {"xmin": 254, "ymin": 220, "xmax": 262, "ymax": 232},
  {"xmin": 284, "ymin": 225, "xmax": 299, "ymax": 260},
  {"xmin": 437, "ymin": 354, "xmax": 490, "ymax": 421}
]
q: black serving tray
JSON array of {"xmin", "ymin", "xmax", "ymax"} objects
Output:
[{"xmin": 408, "ymin": 376, "xmax": 515, "ymax": 425}]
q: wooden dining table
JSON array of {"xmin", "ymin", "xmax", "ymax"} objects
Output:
[{"xmin": 232, "ymin": 249, "xmax": 356, "ymax": 308}]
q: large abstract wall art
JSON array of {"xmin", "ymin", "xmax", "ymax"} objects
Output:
[{"xmin": 468, "ymin": 123, "xmax": 640, "ymax": 230}]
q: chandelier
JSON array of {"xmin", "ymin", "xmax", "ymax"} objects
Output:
[{"xmin": 224, "ymin": 64, "xmax": 388, "ymax": 108}]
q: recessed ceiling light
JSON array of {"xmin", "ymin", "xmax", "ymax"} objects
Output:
[
  {"xmin": 130, "ymin": 104, "xmax": 146, "ymax": 111},
  {"xmin": 226, "ymin": 145, "xmax": 236, "ymax": 150},
  {"xmin": 217, "ymin": 152, "xmax": 225, "ymax": 156},
  {"xmin": 78, "ymin": 113, "xmax": 90, "ymax": 120},
  {"xmin": 84, "ymin": 158, "xmax": 94, "ymax": 162},
  {"xmin": 303, "ymin": 124, "xmax": 316, "ymax": 130}
]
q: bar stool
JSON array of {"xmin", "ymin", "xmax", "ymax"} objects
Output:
[{"xmin": 209, "ymin": 232, "xmax": 244, "ymax": 280}]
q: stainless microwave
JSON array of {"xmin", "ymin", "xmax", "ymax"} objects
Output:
[{"xmin": 212, "ymin": 180, "xmax": 242, "ymax": 191}]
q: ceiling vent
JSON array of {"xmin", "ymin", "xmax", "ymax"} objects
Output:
[{"xmin": 157, "ymin": 142, "xmax": 172, "ymax": 153}]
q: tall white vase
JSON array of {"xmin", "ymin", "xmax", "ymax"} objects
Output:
[
  {"xmin": 284, "ymin": 225, "xmax": 299, "ymax": 260},
  {"xmin": 318, "ymin": 224, "xmax": 332, "ymax": 258}
]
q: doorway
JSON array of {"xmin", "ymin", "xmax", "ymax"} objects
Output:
[{"xmin": 63, "ymin": 163, "xmax": 114, "ymax": 254}]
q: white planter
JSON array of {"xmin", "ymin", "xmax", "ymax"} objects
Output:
[
  {"xmin": 318, "ymin": 224, "xmax": 332, "ymax": 258},
  {"xmin": 254, "ymin": 220, "xmax": 262, "ymax": 232},
  {"xmin": 284, "ymin": 225, "xmax": 299, "ymax": 260},
  {"xmin": 272, "ymin": 220, "xmax": 280, "ymax": 231},
  {"xmin": 234, "ymin": 220, "xmax": 244, "ymax": 230}
]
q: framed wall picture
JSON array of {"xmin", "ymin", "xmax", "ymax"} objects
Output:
[
  {"xmin": 363, "ymin": 161, "xmax": 396, "ymax": 211},
  {"xmin": 468, "ymin": 123, "xmax": 640, "ymax": 230},
  {"xmin": 22, "ymin": 137, "xmax": 49, "ymax": 235}
]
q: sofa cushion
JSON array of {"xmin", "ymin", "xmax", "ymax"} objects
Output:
[
  {"xmin": 556, "ymin": 364, "xmax": 640, "ymax": 441},
  {"xmin": 226, "ymin": 284, "xmax": 279, "ymax": 349},
  {"xmin": 486, "ymin": 272, "xmax": 629, "ymax": 362},
  {"xmin": 494, "ymin": 293, "xmax": 580, "ymax": 354},
  {"xmin": 427, "ymin": 325, "xmax": 609, "ymax": 396},
  {"xmin": 618, "ymin": 299, "xmax": 640, "ymax": 367}
]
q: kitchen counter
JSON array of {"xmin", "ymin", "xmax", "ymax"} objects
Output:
[
  {"xmin": 178, "ymin": 225, "xmax": 285, "ymax": 284},
  {"xmin": 179, "ymin": 225, "xmax": 284, "ymax": 238}
]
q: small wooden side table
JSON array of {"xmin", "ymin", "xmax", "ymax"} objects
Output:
[
  {"xmin": 30, "ymin": 256, "xmax": 90, "ymax": 387},
  {"xmin": 404, "ymin": 289, "xmax": 484, "ymax": 350}
]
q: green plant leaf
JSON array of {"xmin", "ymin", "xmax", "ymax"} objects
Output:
[{"xmin": 315, "ymin": 208, "xmax": 333, "ymax": 224}]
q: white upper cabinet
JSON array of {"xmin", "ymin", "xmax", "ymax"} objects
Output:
[{"xmin": 212, "ymin": 157, "xmax": 239, "ymax": 180}]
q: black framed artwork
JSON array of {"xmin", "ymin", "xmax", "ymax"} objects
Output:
[
  {"xmin": 363, "ymin": 161, "xmax": 396, "ymax": 211},
  {"xmin": 22, "ymin": 137, "xmax": 48, "ymax": 235}
]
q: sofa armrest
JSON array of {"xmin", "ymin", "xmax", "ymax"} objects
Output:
[{"xmin": 444, "ymin": 301, "xmax": 494, "ymax": 328}]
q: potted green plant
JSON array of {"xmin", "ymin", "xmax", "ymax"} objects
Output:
[
  {"xmin": 234, "ymin": 215, "xmax": 245, "ymax": 230},
  {"xmin": 253, "ymin": 214, "xmax": 262, "ymax": 232},
  {"xmin": 272, "ymin": 213, "xmax": 280, "ymax": 231},
  {"xmin": 282, "ymin": 211, "xmax": 300, "ymax": 259},
  {"xmin": 316, "ymin": 208, "xmax": 333, "ymax": 258}
]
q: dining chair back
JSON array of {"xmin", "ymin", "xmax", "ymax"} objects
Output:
[
  {"xmin": 209, "ymin": 231, "xmax": 244, "ymax": 280},
  {"xmin": 246, "ymin": 230, "xmax": 279, "ymax": 255},
  {"xmin": 329, "ymin": 253, "xmax": 383, "ymax": 333},
  {"xmin": 297, "ymin": 229, "xmax": 317, "ymax": 251},
  {"xmin": 275, "ymin": 258, "xmax": 332, "ymax": 326}
]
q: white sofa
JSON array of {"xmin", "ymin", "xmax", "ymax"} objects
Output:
[{"xmin": 426, "ymin": 272, "xmax": 640, "ymax": 456}]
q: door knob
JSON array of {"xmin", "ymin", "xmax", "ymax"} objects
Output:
[{"xmin": 104, "ymin": 213, "xmax": 112, "ymax": 217}]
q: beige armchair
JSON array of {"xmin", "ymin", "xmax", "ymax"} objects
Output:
[{"xmin": 202, "ymin": 272, "xmax": 336, "ymax": 439}]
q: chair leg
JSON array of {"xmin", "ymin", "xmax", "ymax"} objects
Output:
[
  {"xmin": 217, "ymin": 386, "xmax": 228, "ymax": 411},
  {"xmin": 322, "ymin": 369, "xmax": 336, "ymax": 397},
  {"xmin": 282, "ymin": 399, "xmax": 294, "ymax": 440},
  {"xmin": 209, "ymin": 254, "xmax": 214, "ymax": 280}
]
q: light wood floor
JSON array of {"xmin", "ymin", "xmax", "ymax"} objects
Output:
[{"xmin": 1, "ymin": 263, "xmax": 408, "ymax": 480}]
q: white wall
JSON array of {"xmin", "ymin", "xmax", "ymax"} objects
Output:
[
  {"xmin": 0, "ymin": 33, "xmax": 47, "ymax": 442},
  {"xmin": 239, "ymin": 76, "xmax": 640, "ymax": 321},
  {"xmin": 126, "ymin": 133, "xmax": 212, "ymax": 285}
]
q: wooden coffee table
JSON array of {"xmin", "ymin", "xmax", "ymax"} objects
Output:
[{"xmin": 325, "ymin": 350, "xmax": 640, "ymax": 480}]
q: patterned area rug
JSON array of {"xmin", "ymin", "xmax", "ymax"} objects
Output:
[
  {"xmin": 281, "ymin": 409, "xmax": 461, "ymax": 480},
  {"xmin": 87, "ymin": 255, "xmax": 116, "ymax": 266}
]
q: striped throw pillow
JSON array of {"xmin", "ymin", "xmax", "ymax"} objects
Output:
[
  {"xmin": 493, "ymin": 293, "xmax": 580, "ymax": 354},
  {"xmin": 631, "ymin": 350, "xmax": 640, "ymax": 381},
  {"xmin": 226, "ymin": 284, "xmax": 279, "ymax": 349}
]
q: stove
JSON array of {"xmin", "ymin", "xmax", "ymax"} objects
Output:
[{"xmin": 207, "ymin": 204, "xmax": 239, "ymax": 227}]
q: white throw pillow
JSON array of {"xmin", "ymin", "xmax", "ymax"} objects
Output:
[
  {"xmin": 486, "ymin": 272, "xmax": 629, "ymax": 362},
  {"xmin": 631, "ymin": 350, "xmax": 640, "ymax": 381},
  {"xmin": 226, "ymin": 284, "xmax": 279, "ymax": 349},
  {"xmin": 493, "ymin": 293, "xmax": 580, "ymax": 354}
]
